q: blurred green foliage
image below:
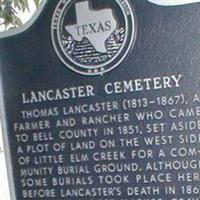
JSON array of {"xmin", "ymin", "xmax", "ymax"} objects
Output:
[{"xmin": 0, "ymin": 0, "xmax": 41, "ymax": 29}]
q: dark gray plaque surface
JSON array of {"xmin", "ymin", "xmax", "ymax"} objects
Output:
[{"xmin": 1, "ymin": 0, "xmax": 200, "ymax": 199}]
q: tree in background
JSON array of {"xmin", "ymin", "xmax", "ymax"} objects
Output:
[{"xmin": 0, "ymin": 0, "xmax": 41, "ymax": 30}]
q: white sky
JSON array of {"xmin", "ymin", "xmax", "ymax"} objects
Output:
[
  {"xmin": 18, "ymin": 1, "xmax": 37, "ymax": 23},
  {"xmin": 0, "ymin": 0, "xmax": 37, "ymax": 32}
]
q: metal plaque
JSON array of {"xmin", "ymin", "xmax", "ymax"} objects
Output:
[{"xmin": 1, "ymin": 0, "xmax": 200, "ymax": 199}]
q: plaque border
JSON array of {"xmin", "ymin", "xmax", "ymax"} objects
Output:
[
  {"xmin": 0, "ymin": 77, "xmax": 16, "ymax": 200},
  {"xmin": 0, "ymin": 1, "xmax": 48, "ymax": 200}
]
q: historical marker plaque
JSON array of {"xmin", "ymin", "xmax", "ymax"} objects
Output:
[{"xmin": 1, "ymin": 0, "xmax": 200, "ymax": 199}]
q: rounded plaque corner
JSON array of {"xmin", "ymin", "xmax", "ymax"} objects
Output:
[{"xmin": 0, "ymin": 0, "xmax": 48, "ymax": 39}]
